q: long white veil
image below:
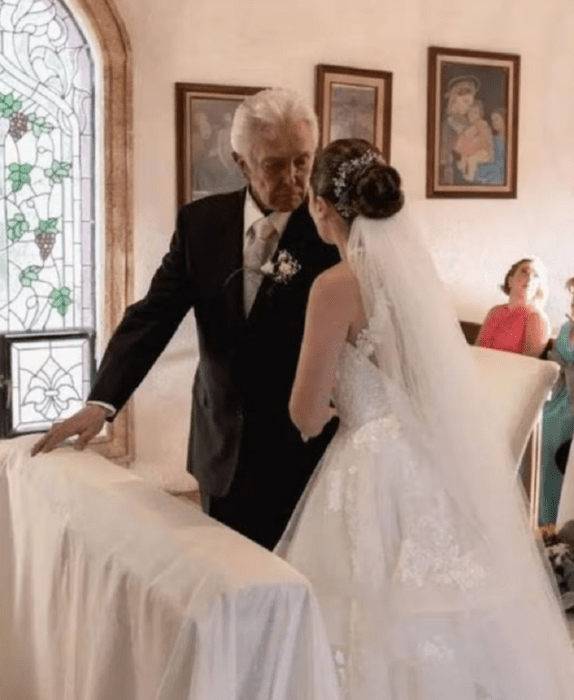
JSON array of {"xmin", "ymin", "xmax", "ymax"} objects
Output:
[
  {"xmin": 347, "ymin": 210, "xmax": 574, "ymax": 625},
  {"xmin": 278, "ymin": 204, "xmax": 574, "ymax": 699}
]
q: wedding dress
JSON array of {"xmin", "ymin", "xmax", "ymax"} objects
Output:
[{"xmin": 276, "ymin": 211, "xmax": 574, "ymax": 700}]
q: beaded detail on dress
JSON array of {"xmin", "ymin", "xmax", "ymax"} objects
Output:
[
  {"xmin": 325, "ymin": 330, "xmax": 493, "ymax": 698},
  {"xmin": 333, "ymin": 333, "xmax": 489, "ymax": 594},
  {"xmin": 279, "ymin": 301, "xmax": 574, "ymax": 700},
  {"xmin": 332, "ymin": 334, "xmax": 395, "ymax": 431}
]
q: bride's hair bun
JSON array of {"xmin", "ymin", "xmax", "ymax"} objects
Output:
[
  {"xmin": 311, "ymin": 138, "xmax": 405, "ymax": 222},
  {"xmin": 352, "ymin": 162, "xmax": 404, "ymax": 219}
]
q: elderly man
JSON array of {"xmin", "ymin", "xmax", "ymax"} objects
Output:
[{"xmin": 32, "ymin": 88, "xmax": 339, "ymax": 549}]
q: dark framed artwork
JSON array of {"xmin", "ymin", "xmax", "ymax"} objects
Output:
[
  {"xmin": 426, "ymin": 46, "xmax": 520, "ymax": 198},
  {"xmin": 315, "ymin": 64, "xmax": 392, "ymax": 161},
  {"xmin": 175, "ymin": 83, "xmax": 264, "ymax": 208}
]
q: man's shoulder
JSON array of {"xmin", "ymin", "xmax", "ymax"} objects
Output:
[
  {"xmin": 287, "ymin": 203, "xmax": 334, "ymax": 247},
  {"xmin": 285, "ymin": 204, "xmax": 339, "ymax": 267},
  {"xmin": 285, "ymin": 200, "xmax": 313, "ymax": 229},
  {"xmin": 177, "ymin": 189, "xmax": 245, "ymax": 225}
]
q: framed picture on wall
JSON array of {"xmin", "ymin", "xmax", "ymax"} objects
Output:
[
  {"xmin": 315, "ymin": 64, "xmax": 393, "ymax": 161},
  {"xmin": 426, "ymin": 46, "xmax": 520, "ymax": 198},
  {"xmin": 175, "ymin": 82, "xmax": 264, "ymax": 208}
]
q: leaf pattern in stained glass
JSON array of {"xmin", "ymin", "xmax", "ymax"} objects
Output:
[{"xmin": 0, "ymin": 0, "xmax": 96, "ymax": 334}]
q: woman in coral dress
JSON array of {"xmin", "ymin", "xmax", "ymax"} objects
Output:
[{"xmin": 475, "ymin": 257, "xmax": 550, "ymax": 357}]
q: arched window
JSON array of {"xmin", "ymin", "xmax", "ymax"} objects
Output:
[{"xmin": 0, "ymin": 0, "xmax": 132, "ymax": 461}]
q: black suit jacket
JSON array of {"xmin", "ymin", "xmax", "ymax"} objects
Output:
[{"xmin": 89, "ymin": 189, "xmax": 339, "ymax": 497}]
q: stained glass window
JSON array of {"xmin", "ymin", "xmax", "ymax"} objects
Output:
[
  {"xmin": 0, "ymin": 0, "xmax": 96, "ymax": 437},
  {"xmin": 1, "ymin": 331, "xmax": 94, "ymax": 435}
]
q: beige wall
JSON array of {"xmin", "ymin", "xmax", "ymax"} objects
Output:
[{"xmin": 110, "ymin": 0, "xmax": 574, "ymax": 473}]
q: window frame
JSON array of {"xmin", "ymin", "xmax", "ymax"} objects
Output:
[
  {"xmin": 79, "ymin": 0, "xmax": 134, "ymax": 463},
  {"xmin": 0, "ymin": 0, "xmax": 133, "ymax": 462}
]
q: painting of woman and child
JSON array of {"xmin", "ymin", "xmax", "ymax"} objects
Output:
[{"xmin": 427, "ymin": 47, "xmax": 520, "ymax": 198}]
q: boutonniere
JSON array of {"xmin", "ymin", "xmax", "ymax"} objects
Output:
[
  {"xmin": 225, "ymin": 249, "xmax": 301, "ymax": 287},
  {"xmin": 260, "ymin": 250, "xmax": 301, "ymax": 284}
]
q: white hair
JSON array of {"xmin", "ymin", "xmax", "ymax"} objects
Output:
[{"xmin": 230, "ymin": 88, "xmax": 318, "ymax": 160}]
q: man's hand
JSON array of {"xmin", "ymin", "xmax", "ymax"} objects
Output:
[{"xmin": 31, "ymin": 404, "xmax": 108, "ymax": 456}]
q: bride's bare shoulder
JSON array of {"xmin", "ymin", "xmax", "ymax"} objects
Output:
[
  {"xmin": 313, "ymin": 261, "xmax": 360, "ymax": 296},
  {"xmin": 308, "ymin": 262, "xmax": 362, "ymax": 322}
]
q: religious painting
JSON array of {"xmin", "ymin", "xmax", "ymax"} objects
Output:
[
  {"xmin": 315, "ymin": 65, "xmax": 392, "ymax": 161},
  {"xmin": 176, "ymin": 83, "xmax": 264, "ymax": 208},
  {"xmin": 426, "ymin": 46, "xmax": 520, "ymax": 198}
]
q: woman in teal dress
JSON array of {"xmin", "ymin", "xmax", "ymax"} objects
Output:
[{"xmin": 540, "ymin": 278, "xmax": 574, "ymax": 525}]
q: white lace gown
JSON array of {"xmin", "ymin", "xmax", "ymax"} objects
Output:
[{"xmin": 276, "ymin": 338, "xmax": 574, "ymax": 700}]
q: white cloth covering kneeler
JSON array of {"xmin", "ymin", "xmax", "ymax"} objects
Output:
[{"xmin": 0, "ymin": 435, "xmax": 340, "ymax": 700}]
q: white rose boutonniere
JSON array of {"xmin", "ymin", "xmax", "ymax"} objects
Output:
[
  {"xmin": 225, "ymin": 250, "xmax": 301, "ymax": 289},
  {"xmin": 260, "ymin": 250, "xmax": 301, "ymax": 284}
]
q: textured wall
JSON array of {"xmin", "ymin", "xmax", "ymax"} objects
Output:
[{"xmin": 111, "ymin": 0, "xmax": 574, "ymax": 474}]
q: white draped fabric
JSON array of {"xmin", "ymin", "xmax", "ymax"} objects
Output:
[{"xmin": 0, "ymin": 435, "xmax": 339, "ymax": 700}]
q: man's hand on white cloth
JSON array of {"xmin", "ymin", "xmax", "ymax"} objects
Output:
[{"xmin": 31, "ymin": 404, "xmax": 108, "ymax": 456}]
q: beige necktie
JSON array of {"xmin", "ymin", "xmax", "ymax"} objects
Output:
[{"xmin": 243, "ymin": 217, "xmax": 278, "ymax": 315}]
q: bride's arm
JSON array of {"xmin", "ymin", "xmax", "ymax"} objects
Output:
[{"xmin": 289, "ymin": 269, "xmax": 355, "ymax": 439}]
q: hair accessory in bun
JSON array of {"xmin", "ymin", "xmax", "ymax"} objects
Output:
[{"xmin": 332, "ymin": 150, "xmax": 378, "ymax": 219}]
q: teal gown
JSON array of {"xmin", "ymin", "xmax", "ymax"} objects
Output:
[{"xmin": 540, "ymin": 321, "xmax": 574, "ymax": 524}]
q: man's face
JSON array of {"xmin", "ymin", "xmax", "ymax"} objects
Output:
[{"xmin": 235, "ymin": 120, "xmax": 315, "ymax": 212}]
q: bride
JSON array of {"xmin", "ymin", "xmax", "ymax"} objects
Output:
[{"xmin": 275, "ymin": 138, "xmax": 574, "ymax": 699}]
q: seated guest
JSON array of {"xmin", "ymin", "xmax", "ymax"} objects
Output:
[
  {"xmin": 540, "ymin": 277, "xmax": 574, "ymax": 524},
  {"xmin": 475, "ymin": 257, "xmax": 551, "ymax": 358}
]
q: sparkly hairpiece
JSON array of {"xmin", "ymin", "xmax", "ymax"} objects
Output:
[{"xmin": 332, "ymin": 150, "xmax": 378, "ymax": 218}]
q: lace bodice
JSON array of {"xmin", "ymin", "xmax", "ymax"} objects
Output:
[{"xmin": 333, "ymin": 340, "xmax": 391, "ymax": 430}]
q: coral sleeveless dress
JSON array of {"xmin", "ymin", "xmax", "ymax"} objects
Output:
[{"xmin": 477, "ymin": 305, "xmax": 531, "ymax": 354}]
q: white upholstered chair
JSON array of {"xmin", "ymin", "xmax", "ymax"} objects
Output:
[{"xmin": 471, "ymin": 346, "xmax": 559, "ymax": 528}]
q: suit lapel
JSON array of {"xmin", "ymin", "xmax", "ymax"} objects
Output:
[
  {"xmin": 272, "ymin": 203, "xmax": 313, "ymax": 262},
  {"xmin": 220, "ymin": 190, "xmax": 247, "ymax": 328}
]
